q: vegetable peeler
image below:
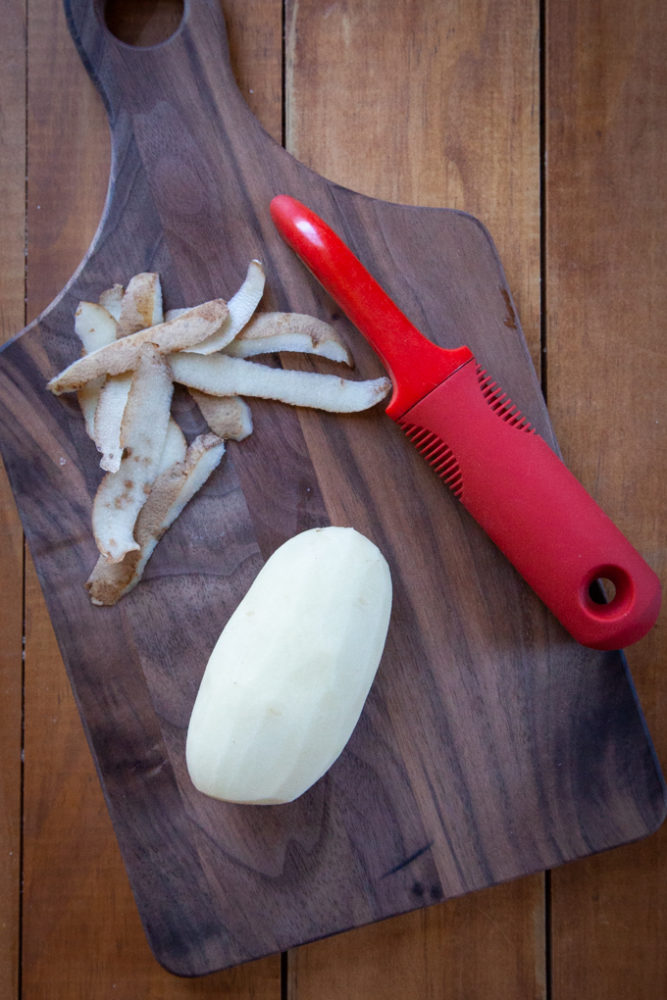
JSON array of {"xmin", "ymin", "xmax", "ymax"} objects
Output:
[{"xmin": 270, "ymin": 194, "xmax": 661, "ymax": 650}]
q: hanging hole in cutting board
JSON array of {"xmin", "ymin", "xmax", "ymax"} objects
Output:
[{"xmin": 104, "ymin": 0, "xmax": 184, "ymax": 48}]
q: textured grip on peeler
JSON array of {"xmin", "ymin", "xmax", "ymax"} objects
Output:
[{"xmin": 399, "ymin": 359, "xmax": 661, "ymax": 650}]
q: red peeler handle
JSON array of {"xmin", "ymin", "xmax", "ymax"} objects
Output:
[
  {"xmin": 270, "ymin": 195, "xmax": 661, "ymax": 649},
  {"xmin": 400, "ymin": 363, "xmax": 661, "ymax": 650}
]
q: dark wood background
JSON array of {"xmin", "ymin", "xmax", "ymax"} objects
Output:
[{"xmin": 1, "ymin": 0, "xmax": 665, "ymax": 995}]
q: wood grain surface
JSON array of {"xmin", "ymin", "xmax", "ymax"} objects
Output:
[{"xmin": 1, "ymin": 0, "xmax": 665, "ymax": 996}]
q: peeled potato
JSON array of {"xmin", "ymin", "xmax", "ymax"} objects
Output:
[{"xmin": 186, "ymin": 526, "xmax": 392, "ymax": 805}]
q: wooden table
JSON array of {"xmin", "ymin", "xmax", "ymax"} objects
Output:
[{"xmin": 1, "ymin": 0, "xmax": 664, "ymax": 996}]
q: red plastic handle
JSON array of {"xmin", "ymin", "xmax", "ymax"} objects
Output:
[
  {"xmin": 401, "ymin": 363, "xmax": 661, "ymax": 649},
  {"xmin": 270, "ymin": 195, "xmax": 661, "ymax": 649}
]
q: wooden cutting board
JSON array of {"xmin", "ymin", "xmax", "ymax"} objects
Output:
[{"xmin": 0, "ymin": 0, "xmax": 663, "ymax": 977}]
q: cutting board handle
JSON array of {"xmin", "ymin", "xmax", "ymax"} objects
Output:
[
  {"xmin": 64, "ymin": 0, "xmax": 239, "ymax": 121},
  {"xmin": 62, "ymin": 0, "xmax": 280, "ymax": 296}
]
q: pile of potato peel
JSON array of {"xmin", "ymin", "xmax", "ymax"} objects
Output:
[{"xmin": 47, "ymin": 263, "xmax": 390, "ymax": 605}]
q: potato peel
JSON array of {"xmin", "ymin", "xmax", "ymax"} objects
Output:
[
  {"xmin": 98, "ymin": 284, "xmax": 124, "ymax": 321},
  {"xmin": 160, "ymin": 418, "xmax": 188, "ymax": 471},
  {"xmin": 49, "ymin": 262, "xmax": 390, "ymax": 605},
  {"xmin": 192, "ymin": 260, "xmax": 265, "ymax": 355},
  {"xmin": 93, "ymin": 372, "xmax": 133, "ymax": 472},
  {"xmin": 74, "ymin": 301, "xmax": 118, "ymax": 354},
  {"xmin": 91, "ymin": 345, "xmax": 174, "ymax": 563},
  {"xmin": 116, "ymin": 272, "xmax": 163, "ymax": 337},
  {"xmin": 188, "ymin": 390, "xmax": 253, "ymax": 441},
  {"xmin": 47, "ymin": 298, "xmax": 228, "ymax": 395},
  {"xmin": 166, "ymin": 260, "xmax": 266, "ymax": 356},
  {"xmin": 78, "ymin": 378, "xmax": 107, "ymax": 442},
  {"xmin": 170, "ymin": 353, "xmax": 391, "ymax": 413},
  {"xmin": 74, "ymin": 301, "xmax": 118, "ymax": 440},
  {"xmin": 93, "ymin": 380, "xmax": 184, "ymax": 474},
  {"xmin": 86, "ymin": 433, "xmax": 225, "ymax": 605},
  {"xmin": 226, "ymin": 312, "xmax": 352, "ymax": 366}
]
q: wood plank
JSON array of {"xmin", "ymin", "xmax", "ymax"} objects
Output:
[
  {"xmin": 25, "ymin": 0, "xmax": 108, "ymax": 316},
  {"xmin": 284, "ymin": 2, "xmax": 546, "ymax": 996},
  {"xmin": 224, "ymin": 0, "xmax": 283, "ymax": 142},
  {"xmin": 23, "ymin": 557, "xmax": 283, "ymax": 998},
  {"xmin": 19, "ymin": 0, "xmax": 282, "ymax": 993},
  {"xmin": 285, "ymin": 0, "xmax": 542, "ymax": 366},
  {"xmin": 0, "ymin": 2, "xmax": 26, "ymax": 997},
  {"xmin": 545, "ymin": 0, "xmax": 667, "ymax": 996},
  {"xmin": 287, "ymin": 879, "xmax": 545, "ymax": 1000},
  {"xmin": 22, "ymin": 0, "xmax": 154, "ymax": 992}
]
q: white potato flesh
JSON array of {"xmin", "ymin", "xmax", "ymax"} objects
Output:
[
  {"xmin": 188, "ymin": 260, "xmax": 265, "ymax": 355},
  {"xmin": 186, "ymin": 526, "xmax": 392, "ymax": 805},
  {"xmin": 165, "ymin": 260, "xmax": 265, "ymax": 355},
  {"xmin": 225, "ymin": 311, "xmax": 352, "ymax": 365},
  {"xmin": 98, "ymin": 284, "xmax": 124, "ymax": 321},
  {"xmin": 116, "ymin": 272, "xmax": 163, "ymax": 337},
  {"xmin": 169, "ymin": 352, "xmax": 390, "ymax": 413},
  {"xmin": 93, "ymin": 372, "xmax": 133, "ymax": 471},
  {"xmin": 74, "ymin": 301, "xmax": 118, "ymax": 353},
  {"xmin": 73, "ymin": 301, "xmax": 118, "ymax": 440}
]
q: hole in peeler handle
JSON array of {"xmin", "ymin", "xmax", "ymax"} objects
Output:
[
  {"xmin": 584, "ymin": 565, "xmax": 633, "ymax": 618},
  {"xmin": 589, "ymin": 577, "xmax": 617, "ymax": 604},
  {"xmin": 104, "ymin": 0, "xmax": 184, "ymax": 48}
]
